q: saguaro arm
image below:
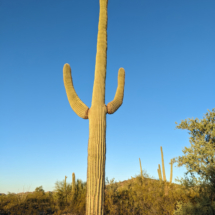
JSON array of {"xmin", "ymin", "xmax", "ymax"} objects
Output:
[
  {"xmin": 106, "ymin": 68, "xmax": 125, "ymax": 114},
  {"xmin": 63, "ymin": 64, "xmax": 89, "ymax": 119}
]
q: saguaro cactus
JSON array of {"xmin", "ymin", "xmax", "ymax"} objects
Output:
[
  {"xmin": 157, "ymin": 147, "xmax": 173, "ymax": 184},
  {"xmin": 169, "ymin": 159, "xmax": 173, "ymax": 183},
  {"xmin": 139, "ymin": 158, "xmax": 144, "ymax": 178},
  {"xmin": 160, "ymin": 146, "xmax": 166, "ymax": 181},
  {"xmin": 64, "ymin": 175, "xmax": 67, "ymax": 192},
  {"xmin": 63, "ymin": 0, "xmax": 125, "ymax": 214},
  {"xmin": 65, "ymin": 175, "xmax": 67, "ymax": 204},
  {"xmin": 72, "ymin": 172, "xmax": 75, "ymax": 193},
  {"xmin": 157, "ymin": 164, "xmax": 162, "ymax": 181}
]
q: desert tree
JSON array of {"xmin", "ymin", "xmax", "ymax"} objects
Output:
[{"xmin": 172, "ymin": 109, "xmax": 215, "ymax": 199}]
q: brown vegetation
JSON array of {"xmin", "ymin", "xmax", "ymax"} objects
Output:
[{"xmin": 1, "ymin": 172, "xmax": 214, "ymax": 215}]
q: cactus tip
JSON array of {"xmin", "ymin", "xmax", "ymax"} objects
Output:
[{"xmin": 63, "ymin": 63, "xmax": 71, "ymax": 70}]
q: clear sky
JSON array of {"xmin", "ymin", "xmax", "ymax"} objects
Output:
[{"xmin": 1, "ymin": 0, "xmax": 215, "ymax": 194}]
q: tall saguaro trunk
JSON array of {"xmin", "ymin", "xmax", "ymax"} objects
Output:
[{"xmin": 63, "ymin": 0, "xmax": 125, "ymax": 214}]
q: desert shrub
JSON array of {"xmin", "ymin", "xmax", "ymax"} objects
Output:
[
  {"xmin": 173, "ymin": 168, "xmax": 215, "ymax": 215},
  {"xmin": 0, "ymin": 187, "xmax": 55, "ymax": 215},
  {"xmin": 53, "ymin": 178, "xmax": 86, "ymax": 215},
  {"xmin": 67, "ymin": 179, "xmax": 86, "ymax": 215},
  {"xmin": 104, "ymin": 177, "xmax": 125, "ymax": 214},
  {"xmin": 53, "ymin": 180, "xmax": 72, "ymax": 211},
  {"xmin": 125, "ymin": 175, "xmax": 192, "ymax": 215},
  {"xmin": 0, "ymin": 193, "xmax": 19, "ymax": 214},
  {"xmin": 174, "ymin": 199, "xmax": 215, "ymax": 215},
  {"xmin": 1, "ymin": 173, "xmax": 211, "ymax": 215},
  {"xmin": 34, "ymin": 186, "xmax": 45, "ymax": 195},
  {"xmin": 103, "ymin": 172, "xmax": 202, "ymax": 215}
]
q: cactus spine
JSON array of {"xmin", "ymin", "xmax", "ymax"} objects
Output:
[
  {"xmin": 72, "ymin": 172, "xmax": 75, "ymax": 193},
  {"xmin": 160, "ymin": 146, "xmax": 166, "ymax": 181},
  {"xmin": 63, "ymin": 0, "xmax": 125, "ymax": 214}
]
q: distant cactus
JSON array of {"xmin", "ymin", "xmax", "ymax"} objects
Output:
[
  {"xmin": 170, "ymin": 159, "xmax": 173, "ymax": 183},
  {"xmin": 160, "ymin": 146, "xmax": 166, "ymax": 181},
  {"xmin": 157, "ymin": 147, "xmax": 173, "ymax": 184},
  {"xmin": 157, "ymin": 164, "xmax": 162, "ymax": 182},
  {"xmin": 72, "ymin": 172, "xmax": 75, "ymax": 193},
  {"xmin": 139, "ymin": 158, "xmax": 144, "ymax": 178},
  {"xmin": 64, "ymin": 176, "xmax": 67, "ymax": 192},
  {"xmin": 65, "ymin": 175, "xmax": 68, "ymax": 204}
]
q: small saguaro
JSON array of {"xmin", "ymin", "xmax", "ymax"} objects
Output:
[
  {"xmin": 157, "ymin": 147, "xmax": 173, "ymax": 184},
  {"xmin": 64, "ymin": 176, "xmax": 67, "ymax": 192},
  {"xmin": 157, "ymin": 164, "xmax": 162, "ymax": 182},
  {"xmin": 169, "ymin": 159, "xmax": 173, "ymax": 183},
  {"xmin": 63, "ymin": 0, "xmax": 125, "ymax": 214},
  {"xmin": 65, "ymin": 175, "xmax": 68, "ymax": 204},
  {"xmin": 139, "ymin": 158, "xmax": 144, "ymax": 178},
  {"xmin": 72, "ymin": 172, "xmax": 75, "ymax": 193},
  {"xmin": 160, "ymin": 146, "xmax": 166, "ymax": 182}
]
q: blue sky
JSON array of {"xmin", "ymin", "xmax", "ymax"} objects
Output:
[{"xmin": 1, "ymin": 0, "xmax": 215, "ymax": 194}]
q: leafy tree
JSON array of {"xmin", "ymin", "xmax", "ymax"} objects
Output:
[
  {"xmin": 172, "ymin": 109, "xmax": 215, "ymax": 181},
  {"xmin": 172, "ymin": 108, "xmax": 215, "ymax": 203},
  {"xmin": 34, "ymin": 186, "xmax": 45, "ymax": 194}
]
